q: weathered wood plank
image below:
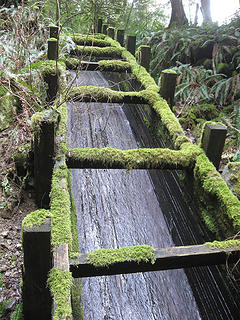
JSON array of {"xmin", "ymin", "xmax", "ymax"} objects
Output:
[
  {"xmin": 70, "ymin": 244, "xmax": 240, "ymax": 278},
  {"xmin": 22, "ymin": 219, "xmax": 52, "ymax": 320},
  {"xmin": 66, "ymin": 147, "xmax": 192, "ymax": 170}
]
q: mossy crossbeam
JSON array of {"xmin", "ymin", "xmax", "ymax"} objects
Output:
[
  {"xmin": 66, "ymin": 147, "xmax": 193, "ymax": 170},
  {"xmin": 70, "ymin": 243, "xmax": 240, "ymax": 278},
  {"xmin": 71, "ymin": 45, "xmax": 123, "ymax": 58},
  {"xmin": 65, "ymin": 59, "xmax": 132, "ymax": 73},
  {"xmin": 68, "ymin": 85, "xmax": 145, "ymax": 104}
]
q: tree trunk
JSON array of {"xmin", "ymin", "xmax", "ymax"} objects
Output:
[
  {"xmin": 168, "ymin": 0, "xmax": 188, "ymax": 27},
  {"xmin": 201, "ymin": 0, "xmax": 212, "ymax": 23}
]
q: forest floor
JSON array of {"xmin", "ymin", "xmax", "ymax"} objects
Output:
[{"xmin": 0, "ymin": 125, "xmax": 36, "ymax": 319}]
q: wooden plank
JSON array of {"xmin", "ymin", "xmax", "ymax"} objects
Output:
[
  {"xmin": 22, "ymin": 219, "xmax": 52, "ymax": 320},
  {"xmin": 70, "ymin": 244, "xmax": 240, "ymax": 278},
  {"xmin": 66, "ymin": 147, "xmax": 191, "ymax": 170}
]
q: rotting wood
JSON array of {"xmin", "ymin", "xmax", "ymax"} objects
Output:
[
  {"xmin": 102, "ymin": 24, "xmax": 108, "ymax": 35},
  {"xmin": 117, "ymin": 29, "xmax": 125, "ymax": 46},
  {"xmin": 33, "ymin": 111, "xmax": 57, "ymax": 208},
  {"xmin": 22, "ymin": 219, "xmax": 52, "ymax": 320},
  {"xmin": 107, "ymin": 27, "xmax": 115, "ymax": 39},
  {"xmin": 126, "ymin": 35, "xmax": 136, "ymax": 56},
  {"xmin": 201, "ymin": 122, "xmax": 227, "ymax": 170},
  {"xmin": 97, "ymin": 18, "xmax": 102, "ymax": 33},
  {"xmin": 70, "ymin": 244, "xmax": 240, "ymax": 278},
  {"xmin": 159, "ymin": 69, "xmax": 177, "ymax": 109},
  {"xmin": 139, "ymin": 45, "xmax": 151, "ymax": 72}
]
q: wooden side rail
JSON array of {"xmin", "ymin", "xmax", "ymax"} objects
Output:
[{"xmin": 70, "ymin": 244, "xmax": 240, "ymax": 278}]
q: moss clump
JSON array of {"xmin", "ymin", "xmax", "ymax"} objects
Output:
[
  {"xmin": 194, "ymin": 153, "xmax": 240, "ymax": 235},
  {"xmin": 205, "ymin": 239, "xmax": 240, "ymax": 249},
  {"xmin": 22, "ymin": 209, "xmax": 51, "ymax": 228},
  {"xmin": 68, "ymin": 85, "xmax": 123, "ymax": 103},
  {"xmin": 98, "ymin": 60, "xmax": 132, "ymax": 72},
  {"xmin": 47, "ymin": 37, "xmax": 58, "ymax": 43},
  {"xmin": 71, "ymin": 36, "xmax": 111, "ymax": 47},
  {"xmin": 47, "ymin": 267, "xmax": 73, "ymax": 320},
  {"xmin": 161, "ymin": 69, "xmax": 177, "ymax": 74},
  {"xmin": 39, "ymin": 60, "xmax": 65, "ymax": 78},
  {"xmin": 50, "ymin": 166, "xmax": 72, "ymax": 247},
  {"xmin": 70, "ymin": 33, "xmax": 106, "ymax": 40},
  {"xmin": 68, "ymin": 146, "xmax": 198, "ymax": 170},
  {"xmin": 87, "ymin": 245, "xmax": 156, "ymax": 267},
  {"xmin": 72, "ymin": 45, "xmax": 123, "ymax": 58},
  {"xmin": 0, "ymin": 89, "xmax": 18, "ymax": 131}
]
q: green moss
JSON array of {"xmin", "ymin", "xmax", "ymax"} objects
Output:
[
  {"xmin": 68, "ymin": 85, "xmax": 123, "ymax": 103},
  {"xmin": 162, "ymin": 69, "xmax": 177, "ymax": 74},
  {"xmin": 98, "ymin": 60, "xmax": 132, "ymax": 72},
  {"xmin": 39, "ymin": 60, "xmax": 65, "ymax": 78},
  {"xmin": 47, "ymin": 38, "xmax": 58, "ymax": 42},
  {"xmin": 31, "ymin": 109, "xmax": 59, "ymax": 133},
  {"xmin": 71, "ymin": 35, "xmax": 112, "ymax": 47},
  {"xmin": 70, "ymin": 33, "xmax": 106, "ymax": 40},
  {"xmin": 22, "ymin": 209, "xmax": 51, "ymax": 228},
  {"xmin": 87, "ymin": 245, "xmax": 156, "ymax": 267},
  {"xmin": 72, "ymin": 45, "xmax": 123, "ymax": 58},
  {"xmin": 48, "ymin": 267, "xmax": 73, "ymax": 320},
  {"xmin": 50, "ymin": 166, "xmax": 72, "ymax": 247},
  {"xmin": 68, "ymin": 146, "xmax": 199, "ymax": 170},
  {"xmin": 205, "ymin": 239, "xmax": 240, "ymax": 249},
  {"xmin": 194, "ymin": 153, "xmax": 240, "ymax": 235},
  {"xmin": 67, "ymin": 170, "xmax": 79, "ymax": 254},
  {"xmin": 0, "ymin": 90, "xmax": 18, "ymax": 131}
]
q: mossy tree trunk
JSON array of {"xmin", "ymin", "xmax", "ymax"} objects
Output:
[
  {"xmin": 201, "ymin": 0, "xmax": 212, "ymax": 23},
  {"xmin": 168, "ymin": 0, "xmax": 188, "ymax": 27}
]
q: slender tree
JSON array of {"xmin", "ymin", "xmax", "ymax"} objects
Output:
[
  {"xmin": 168, "ymin": 0, "xmax": 188, "ymax": 27},
  {"xmin": 201, "ymin": 0, "xmax": 212, "ymax": 23}
]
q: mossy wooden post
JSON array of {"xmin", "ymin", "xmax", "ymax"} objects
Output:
[
  {"xmin": 126, "ymin": 35, "xmax": 136, "ymax": 56},
  {"xmin": 49, "ymin": 25, "xmax": 59, "ymax": 39},
  {"xmin": 102, "ymin": 24, "xmax": 108, "ymax": 35},
  {"xmin": 33, "ymin": 110, "xmax": 57, "ymax": 208},
  {"xmin": 139, "ymin": 45, "xmax": 151, "ymax": 71},
  {"xmin": 97, "ymin": 18, "xmax": 102, "ymax": 33},
  {"xmin": 116, "ymin": 29, "xmax": 125, "ymax": 46},
  {"xmin": 107, "ymin": 27, "xmax": 115, "ymax": 39},
  {"xmin": 22, "ymin": 219, "xmax": 52, "ymax": 320},
  {"xmin": 201, "ymin": 122, "xmax": 227, "ymax": 170},
  {"xmin": 47, "ymin": 38, "xmax": 58, "ymax": 60},
  {"xmin": 159, "ymin": 69, "xmax": 177, "ymax": 109}
]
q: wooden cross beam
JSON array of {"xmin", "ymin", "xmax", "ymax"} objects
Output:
[{"xmin": 70, "ymin": 244, "xmax": 240, "ymax": 278}]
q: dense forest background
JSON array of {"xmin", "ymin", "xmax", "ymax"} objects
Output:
[{"xmin": 0, "ymin": 0, "xmax": 240, "ymax": 319}]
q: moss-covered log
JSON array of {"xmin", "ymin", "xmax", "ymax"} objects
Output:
[
  {"xmin": 68, "ymin": 85, "xmax": 145, "ymax": 104},
  {"xmin": 70, "ymin": 243, "xmax": 240, "ymax": 278},
  {"xmin": 65, "ymin": 58, "xmax": 132, "ymax": 72},
  {"xmin": 71, "ymin": 37, "xmax": 112, "ymax": 47},
  {"xmin": 194, "ymin": 153, "xmax": 240, "ymax": 237},
  {"xmin": 66, "ymin": 146, "xmax": 197, "ymax": 170},
  {"xmin": 71, "ymin": 45, "xmax": 123, "ymax": 58}
]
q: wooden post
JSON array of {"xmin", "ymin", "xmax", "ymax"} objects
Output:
[
  {"xmin": 126, "ymin": 35, "xmax": 136, "ymax": 56},
  {"xmin": 201, "ymin": 122, "xmax": 227, "ymax": 170},
  {"xmin": 159, "ymin": 69, "xmax": 177, "ymax": 109},
  {"xmin": 33, "ymin": 110, "xmax": 56, "ymax": 208},
  {"xmin": 107, "ymin": 27, "xmax": 115, "ymax": 39},
  {"xmin": 22, "ymin": 219, "xmax": 52, "ymax": 320},
  {"xmin": 47, "ymin": 38, "xmax": 58, "ymax": 60},
  {"xmin": 97, "ymin": 19, "xmax": 102, "ymax": 33},
  {"xmin": 139, "ymin": 45, "xmax": 151, "ymax": 71},
  {"xmin": 116, "ymin": 29, "xmax": 125, "ymax": 46},
  {"xmin": 49, "ymin": 25, "xmax": 59, "ymax": 39},
  {"xmin": 102, "ymin": 24, "xmax": 108, "ymax": 35}
]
